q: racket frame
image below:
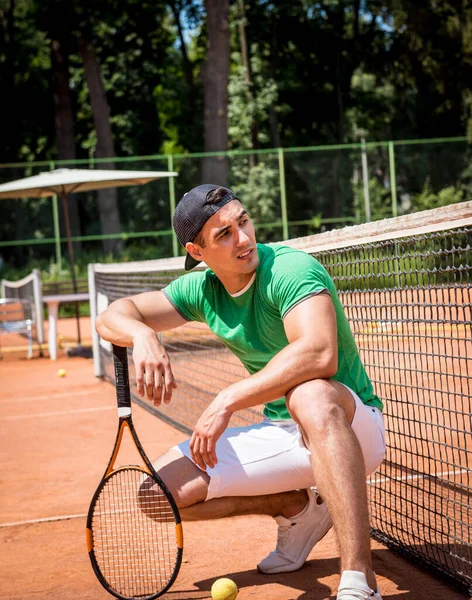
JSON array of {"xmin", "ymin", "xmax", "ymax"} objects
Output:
[{"xmin": 86, "ymin": 344, "xmax": 183, "ymax": 600}]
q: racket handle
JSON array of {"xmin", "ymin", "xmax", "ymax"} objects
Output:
[{"xmin": 112, "ymin": 344, "xmax": 131, "ymax": 409}]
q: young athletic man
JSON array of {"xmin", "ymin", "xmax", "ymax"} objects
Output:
[{"xmin": 96, "ymin": 184, "xmax": 386, "ymax": 600}]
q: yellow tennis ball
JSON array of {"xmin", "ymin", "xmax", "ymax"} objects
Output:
[
  {"xmin": 211, "ymin": 578, "xmax": 238, "ymax": 600},
  {"xmin": 57, "ymin": 368, "xmax": 66, "ymax": 377}
]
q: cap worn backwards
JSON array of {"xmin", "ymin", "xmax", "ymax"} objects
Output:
[{"xmin": 173, "ymin": 183, "xmax": 239, "ymax": 270}]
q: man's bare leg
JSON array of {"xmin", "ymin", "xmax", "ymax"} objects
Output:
[
  {"xmin": 181, "ymin": 489, "xmax": 309, "ymax": 521},
  {"xmin": 286, "ymin": 379, "xmax": 376, "ymax": 591}
]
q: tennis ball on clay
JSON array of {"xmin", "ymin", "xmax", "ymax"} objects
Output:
[
  {"xmin": 57, "ymin": 368, "xmax": 67, "ymax": 377},
  {"xmin": 211, "ymin": 578, "xmax": 238, "ymax": 600}
]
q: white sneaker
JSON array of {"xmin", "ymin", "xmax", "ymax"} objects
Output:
[
  {"xmin": 257, "ymin": 488, "xmax": 333, "ymax": 574},
  {"xmin": 337, "ymin": 570, "xmax": 382, "ymax": 599}
]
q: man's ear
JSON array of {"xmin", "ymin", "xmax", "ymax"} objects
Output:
[{"xmin": 185, "ymin": 241, "xmax": 203, "ymax": 262}]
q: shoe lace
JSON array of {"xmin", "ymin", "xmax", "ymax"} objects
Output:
[{"xmin": 275, "ymin": 523, "xmax": 295, "ymax": 553}]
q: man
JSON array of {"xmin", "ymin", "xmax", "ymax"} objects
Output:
[{"xmin": 96, "ymin": 184, "xmax": 386, "ymax": 600}]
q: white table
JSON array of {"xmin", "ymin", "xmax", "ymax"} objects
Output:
[{"xmin": 43, "ymin": 293, "xmax": 90, "ymax": 360}]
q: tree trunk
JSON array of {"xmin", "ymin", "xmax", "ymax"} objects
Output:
[
  {"xmin": 0, "ymin": 0, "xmax": 17, "ymax": 163},
  {"xmin": 237, "ymin": 0, "xmax": 257, "ymax": 166},
  {"xmin": 169, "ymin": 0, "xmax": 196, "ymax": 112},
  {"xmin": 50, "ymin": 36, "xmax": 81, "ymax": 253},
  {"xmin": 78, "ymin": 36, "xmax": 122, "ymax": 255},
  {"xmin": 202, "ymin": 0, "xmax": 230, "ymax": 184},
  {"xmin": 268, "ymin": 16, "xmax": 281, "ymax": 148}
]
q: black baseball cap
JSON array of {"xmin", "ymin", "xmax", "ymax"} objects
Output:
[{"xmin": 173, "ymin": 183, "xmax": 239, "ymax": 270}]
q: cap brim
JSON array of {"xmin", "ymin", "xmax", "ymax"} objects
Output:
[{"xmin": 185, "ymin": 253, "xmax": 202, "ymax": 271}]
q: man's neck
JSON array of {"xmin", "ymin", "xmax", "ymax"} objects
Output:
[{"xmin": 217, "ymin": 270, "xmax": 257, "ymax": 295}]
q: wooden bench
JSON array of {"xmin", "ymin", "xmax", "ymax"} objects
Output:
[{"xmin": 0, "ymin": 298, "xmax": 36, "ymax": 359}]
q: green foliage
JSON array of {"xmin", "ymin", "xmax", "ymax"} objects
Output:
[
  {"xmin": 347, "ymin": 70, "xmax": 396, "ymax": 142},
  {"xmin": 352, "ymin": 176, "xmax": 393, "ymax": 223},
  {"xmin": 230, "ymin": 160, "xmax": 280, "ymax": 242},
  {"xmin": 411, "ymin": 178, "xmax": 464, "ymax": 213},
  {"xmin": 3, "ymin": 0, "xmax": 471, "ymax": 164},
  {"xmin": 227, "ymin": 47, "xmax": 284, "ymax": 150},
  {"xmin": 380, "ymin": 0, "xmax": 470, "ymax": 139},
  {"xmin": 227, "ymin": 43, "xmax": 282, "ymax": 240},
  {"xmin": 1, "ymin": 0, "xmax": 472, "ymax": 272}
]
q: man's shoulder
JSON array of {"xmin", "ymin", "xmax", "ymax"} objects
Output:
[
  {"xmin": 169, "ymin": 268, "xmax": 217, "ymax": 294},
  {"xmin": 165, "ymin": 268, "xmax": 220, "ymax": 319},
  {"xmin": 259, "ymin": 243, "xmax": 319, "ymax": 271},
  {"xmin": 257, "ymin": 244, "xmax": 331, "ymax": 296},
  {"xmin": 177, "ymin": 267, "xmax": 215, "ymax": 282}
]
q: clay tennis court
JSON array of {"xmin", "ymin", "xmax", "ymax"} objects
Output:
[{"xmin": 0, "ymin": 317, "xmax": 470, "ymax": 600}]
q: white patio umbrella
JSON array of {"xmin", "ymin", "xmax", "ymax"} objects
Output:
[{"xmin": 0, "ymin": 168, "xmax": 178, "ymax": 349}]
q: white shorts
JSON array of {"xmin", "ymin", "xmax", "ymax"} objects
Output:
[{"xmin": 173, "ymin": 387, "xmax": 386, "ymax": 501}]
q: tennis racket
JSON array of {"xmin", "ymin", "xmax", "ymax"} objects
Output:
[{"xmin": 86, "ymin": 344, "xmax": 183, "ymax": 600}]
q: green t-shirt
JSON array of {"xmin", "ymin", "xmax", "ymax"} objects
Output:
[{"xmin": 163, "ymin": 243, "xmax": 382, "ymax": 419}]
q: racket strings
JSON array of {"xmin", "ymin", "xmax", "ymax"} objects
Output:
[{"xmin": 91, "ymin": 467, "xmax": 178, "ymax": 598}]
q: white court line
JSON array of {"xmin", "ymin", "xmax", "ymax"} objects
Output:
[
  {"xmin": 368, "ymin": 467, "xmax": 469, "ymax": 485},
  {"xmin": 4, "ymin": 406, "xmax": 114, "ymax": 420},
  {"xmin": 4, "ymin": 389, "xmax": 99, "ymax": 403},
  {"xmin": 0, "ymin": 513, "xmax": 87, "ymax": 528}
]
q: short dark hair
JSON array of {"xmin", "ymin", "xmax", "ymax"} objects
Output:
[{"xmin": 193, "ymin": 230, "xmax": 206, "ymax": 248}]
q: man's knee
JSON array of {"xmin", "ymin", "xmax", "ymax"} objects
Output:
[
  {"xmin": 138, "ymin": 449, "xmax": 209, "ymax": 516},
  {"xmin": 286, "ymin": 379, "xmax": 355, "ymax": 432}
]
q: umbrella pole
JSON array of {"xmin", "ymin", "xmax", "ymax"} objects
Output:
[{"xmin": 61, "ymin": 193, "xmax": 82, "ymax": 346}]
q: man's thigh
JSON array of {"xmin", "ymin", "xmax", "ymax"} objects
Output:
[
  {"xmin": 286, "ymin": 379, "xmax": 385, "ymax": 477},
  {"xmin": 173, "ymin": 421, "xmax": 314, "ymax": 500},
  {"xmin": 152, "ymin": 448, "xmax": 210, "ymax": 508}
]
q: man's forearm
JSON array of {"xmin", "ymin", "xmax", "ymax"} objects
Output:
[
  {"xmin": 95, "ymin": 298, "xmax": 151, "ymax": 346},
  {"xmin": 219, "ymin": 339, "xmax": 337, "ymax": 414}
]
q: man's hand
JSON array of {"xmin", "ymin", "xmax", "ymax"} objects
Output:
[
  {"xmin": 189, "ymin": 395, "xmax": 233, "ymax": 470},
  {"xmin": 132, "ymin": 329, "xmax": 177, "ymax": 406}
]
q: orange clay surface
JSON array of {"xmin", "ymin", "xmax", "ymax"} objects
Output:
[{"xmin": 0, "ymin": 318, "xmax": 470, "ymax": 600}]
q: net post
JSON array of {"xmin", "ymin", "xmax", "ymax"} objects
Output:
[
  {"xmin": 167, "ymin": 154, "xmax": 179, "ymax": 257},
  {"xmin": 278, "ymin": 148, "xmax": 289, "ymax": 240},
  {"xmin": 361, "ymin": 136, "xmax": 371, "ymax": 222},
  {"xmin": 49, "ymin": 161, "xmax": 62, "ymax": 270},
  {"xmin": 32, "ymin": 268, "xmax": 44, "ymax": 345},
  {"xmin": 88, "ymin": 262, "xmax": 103, "ymax": 377},
  {"xmin": 388, "ymin": 141, "xmax": 398, "ymax": 217}
]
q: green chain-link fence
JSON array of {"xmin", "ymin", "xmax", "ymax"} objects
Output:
[{"xmin": 0, "ymin": 136, "xmax": 470, "ymax": 274}]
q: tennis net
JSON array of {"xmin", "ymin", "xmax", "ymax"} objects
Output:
[{"xmin": 90, "ymin": 200, "xmax": 472, "ymax": 595}]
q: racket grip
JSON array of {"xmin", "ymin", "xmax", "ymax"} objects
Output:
[{"xmin": 112, "ymin": 344, "xmax": 131, "ymax": 409}]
